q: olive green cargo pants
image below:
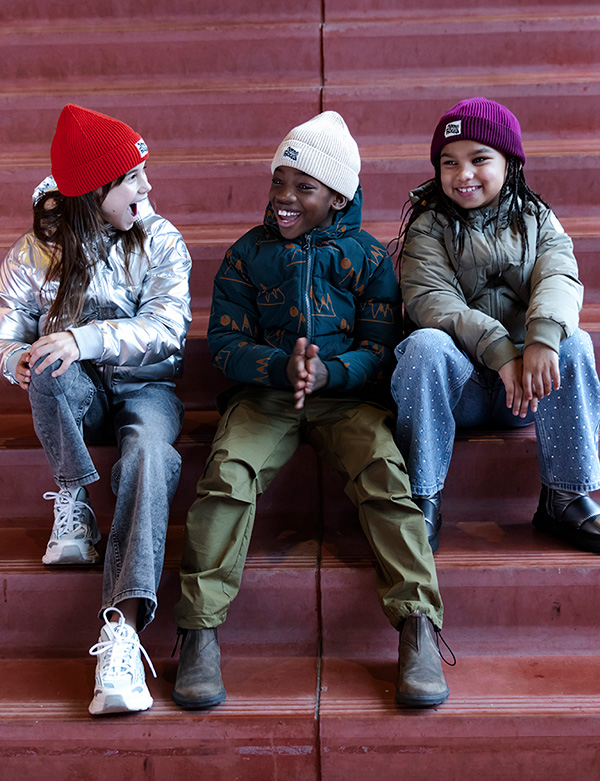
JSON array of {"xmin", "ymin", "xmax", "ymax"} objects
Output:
[{"xmin": 175, "ymin": 388, "xmax": 444, "ymax": 630}]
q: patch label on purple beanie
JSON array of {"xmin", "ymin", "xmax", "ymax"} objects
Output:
[
  {"xmin": 135, "ymin": 138, "xmax": 148, "ymax": 157},
  {"xmin": 444, "ymin": 120, "xmax": 462, "ymax": 139}
]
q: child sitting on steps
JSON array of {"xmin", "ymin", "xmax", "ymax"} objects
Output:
[
  {"xmin": 0, "ymin": 104, "xmax": 192, "ymax": 715},
  {"xmin": 172, "ymin": 110, "xmax": 451, "ymax": 710},
  {"xmin": 391, "ymin": 96, "xmax": 600, "ymax": 553}
]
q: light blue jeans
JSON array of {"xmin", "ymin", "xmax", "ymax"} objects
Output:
[
  {"xmin": 28, "ymin": 360, "xmax": 184, "ymax": 630},
  {"xmin": 391, "ymin": 328, "xmax": 600, "ymax": 497}
]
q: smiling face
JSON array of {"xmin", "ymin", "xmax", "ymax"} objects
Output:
[
  {"xmin": 439, "ymin": 139, "xmax": 508, "ymax": 210},
  {"xmin": 100, "ymin": 162, "xmax": 152, "ymax": 231},
  {"xmin": 269, "ymin": 166, "xmax": 348, "ymax": 240}
]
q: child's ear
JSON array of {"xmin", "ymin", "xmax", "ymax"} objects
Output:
[{"xmin": 331, "ymin": 193, "xmax": 348, "ymax": 212}]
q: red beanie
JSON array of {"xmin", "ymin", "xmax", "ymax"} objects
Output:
[{"xmin": 50, "ymin": 104, "xmax": 149, "ymax": 197}]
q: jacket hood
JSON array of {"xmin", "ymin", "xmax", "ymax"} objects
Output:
[{"xmin": 263, "ymin": 185, "xmax": 363, "ymax": 242}]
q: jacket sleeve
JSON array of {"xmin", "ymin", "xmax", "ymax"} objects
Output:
[
  {"xmin": 208, "ymin": 244, "xmax": 291, "ymax": 386},
  {"xmin": 70, "ymin": 219, "xmax": 192, "ymax": 367},
  {"xmin": 0, "ymin": 237, "xmax": 42, "ymax": 384},
  {"xmin": 401, "ymin": 215, "xmax": 521, "ymax": 370},
  {"xmin": 322, "ymin": 242, "xmax": 401, "ymax": 390},
  {"xmin": 524, "ymin": 208, "xmax": 582, "ymax": 353}
]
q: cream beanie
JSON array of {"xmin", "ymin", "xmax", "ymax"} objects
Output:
[{"xmin": 271, "ymin": 111, "xmax": 361, "ymax": 200}]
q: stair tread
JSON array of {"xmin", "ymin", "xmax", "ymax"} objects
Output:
[
  {"xmin": 0, "ymin": 657, "xmax": 319, "ymax": 722},
  {"xmin": 321, "ymin": 654, "xmax": 600, "ymax": 718},
  {"xmin": 1, "ymin": 519, "xmax": 598, "ymax": 573},
  {"xmin": 0, "ymin": 654, "xmax": 599, "ymax": 724}
]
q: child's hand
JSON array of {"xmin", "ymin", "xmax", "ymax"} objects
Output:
[
  {"xmin": 499, "ymin": 357, "xmax": 534, "ymax": 417},
  {"xmin": 28, "ymin": 331, "xmax": 80, "ymax": 378},
  {"xmin": 287, "ymin": 337, "xmax": 309, "ymax": 409},
  {"xmin": 522, "ymin": 343, "xmax": 560, "ymax": 410},
  {"xmin": 15, "ymin": 351, "xmax": 32, "ymax": 390},
  {"xmin": 304, "ymin": 343, "xmax": 329, "ymax": 398}
]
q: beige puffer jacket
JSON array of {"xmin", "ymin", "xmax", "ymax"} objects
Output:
[{"xmin": 401, "ymin": 189, "xmax": 583, "ymax": 371}]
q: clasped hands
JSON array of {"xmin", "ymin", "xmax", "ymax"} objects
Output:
[
  {"xmin": 499, "ymin": 342, "xmax": 561, "ymax": 417},
  {"xmin": 286, "ymin": 337, "xmax": 330, "ymax": 410}
]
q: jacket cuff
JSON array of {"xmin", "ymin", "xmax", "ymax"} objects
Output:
[
  {"xmin": 481, "ymin": 336, "xmax": 521, "ymax": 372},
  {"xmin": 69, "ymin": 323, "xmax": 103, "ymax": 361},
  {"xmin": 267, "ymin": 354, "xmax": 292, "ymax": 388},
  {"xmin": 4, "ymin": 347, "xmax": 28, "ymax": 384},
  {"xmin": 323, "ymin": 358, "xmax": 347, "ymax": 390},
  {"xmin": 524, "ymin": 319, "xmax": 565, "ymax": 354}
]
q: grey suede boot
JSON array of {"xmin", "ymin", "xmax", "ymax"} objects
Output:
[
  {"xmin": 172, "ymin": 628, "xmax": 226, "ymax": 709},
  {"xmin": 395, "ymin": 611, "xmax": 450, "ymax": 707}
]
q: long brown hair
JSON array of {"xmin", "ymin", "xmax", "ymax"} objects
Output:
[{"xmin": 33, "ymin": 175, "xmax": 146, "ymax": 333}]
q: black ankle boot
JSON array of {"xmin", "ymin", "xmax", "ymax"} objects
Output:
[
  {"xmin": 413, "ymin": 492, "xmax": 442, "ymax": 553},
  {"xmin": 532, "ymin": 485, "xmax": 600, "ymax": 553},
  {"xmin": 172, "ymin": 627, "xmax": 226, "ymax": 709},
  {"xmin": 395, "ymin": 611, "xmax": 449, "ymax": 708}
]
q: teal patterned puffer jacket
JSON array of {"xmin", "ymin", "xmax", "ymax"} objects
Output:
[{"xmin": 208, "ymin": 188, "xmax": 401, "ymax": 391}]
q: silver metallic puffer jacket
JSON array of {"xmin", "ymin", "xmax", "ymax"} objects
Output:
[{"xmin": 0, "ymin": 194, "xmax": 192, "ymax": 394}]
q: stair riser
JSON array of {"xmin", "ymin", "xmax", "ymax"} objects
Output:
[
  {"xmin": 320, "ymin": 736, "xmax": 600, "ymax": 781},
  {"xmin": 319, "ymin": 566, "xmax": 600, "ymax": 657},
  {"xmin": 325, "ymin": 86, "xmax": 600, "ymax": 145},
  {"xmin": 0, "ymin": 568, "xmax": 319, "ymax": 658},
  {"xmin": 2, "ymin": 0, "xmax": 321, "ymax": 23},
  {"xmin": 1, "ymin": 28, "xmax": 321, "ymax": 85},
  {"xmin": 0, "ymin": 441, "xmax": 322, "ymax": 521},
  {"xmin": 0, "ymin": 91, "xmax": 321, "ymax": 149},
  {"xmin": 2, "ymin": 159, "xmax": 599, "ymax": 226},
  {"xmin": 325, "ymin": 22, "xmax": 600, "ymax": 75},
  {"xmin": 3, "ymin": 559, "xmax": 599, "ymax": 657},
  {"xmin": 2, "ymin": 412, "xmax": 599, "ymax": 519},
  {"xmin": 2, "ymin": 85, "xmax": 599, "ymax": 147}
]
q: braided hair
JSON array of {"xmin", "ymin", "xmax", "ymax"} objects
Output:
[{"xmin": 390, "ymin": 156, "xmax": 550, "ymax": 272}]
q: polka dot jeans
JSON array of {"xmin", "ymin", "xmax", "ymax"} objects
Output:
[{"xmin": 391, "ymin": 328, "xmax": 600, "ymax": 497}]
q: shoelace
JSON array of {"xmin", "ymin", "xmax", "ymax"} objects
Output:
[
  {"xmin": 434, "ymin": 626, "xmax": 457, "ymax": 667},
  {"xmin": 43, "ymin": 490, "xmax": 96, "ymax": 535},
  {"xmin": 89, "ymin": 607, "xmax": 157, "ymax": 679}
]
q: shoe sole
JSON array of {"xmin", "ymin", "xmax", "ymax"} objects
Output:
[
  {"xmin": 172, "ymin": 688, "xmax": 226, "ymax": 710},
  {"xmin": 532, "ymin": 511, "xmax": 600, "ymax": 554},
  {"xmin": 42, "ymin": 542, "xmax": 100, "ymax": 566},
  {"xmin": 89, "ymin": 688, "xmax": 153, "ymax": 716},
  {"xmin": 395, "ymin": 687, "xmax": 449, "ymax": 708}
]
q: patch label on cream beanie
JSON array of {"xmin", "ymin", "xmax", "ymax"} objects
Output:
[
  {"xmin": 271, "ymin": 111, "xmax": 361, "ymax": 201},
  {"xmin": 283, "ymin": 146, "xmax": 299, "ymax": 162}
]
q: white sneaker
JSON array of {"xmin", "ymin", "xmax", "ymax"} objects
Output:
[
  {"xmin": 88, "ymin": 607, "xmax": 156, "ymax": 716},
  {"xmin": 42, "ymin": 487, "xmax": 100, "ymax": 565}
]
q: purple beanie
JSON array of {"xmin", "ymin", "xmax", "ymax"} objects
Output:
[{"xmin": 430, "ymin": 97, "xmax": 525, "ymax": 166}]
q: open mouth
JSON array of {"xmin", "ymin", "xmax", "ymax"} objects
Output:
[
  {"xmin": 129, "ymin": 202, "xmax": 138, "ymax": 219},
  {"xmin": 276, "ymin": 208, "xmax": 302, "ymax": 229}
]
